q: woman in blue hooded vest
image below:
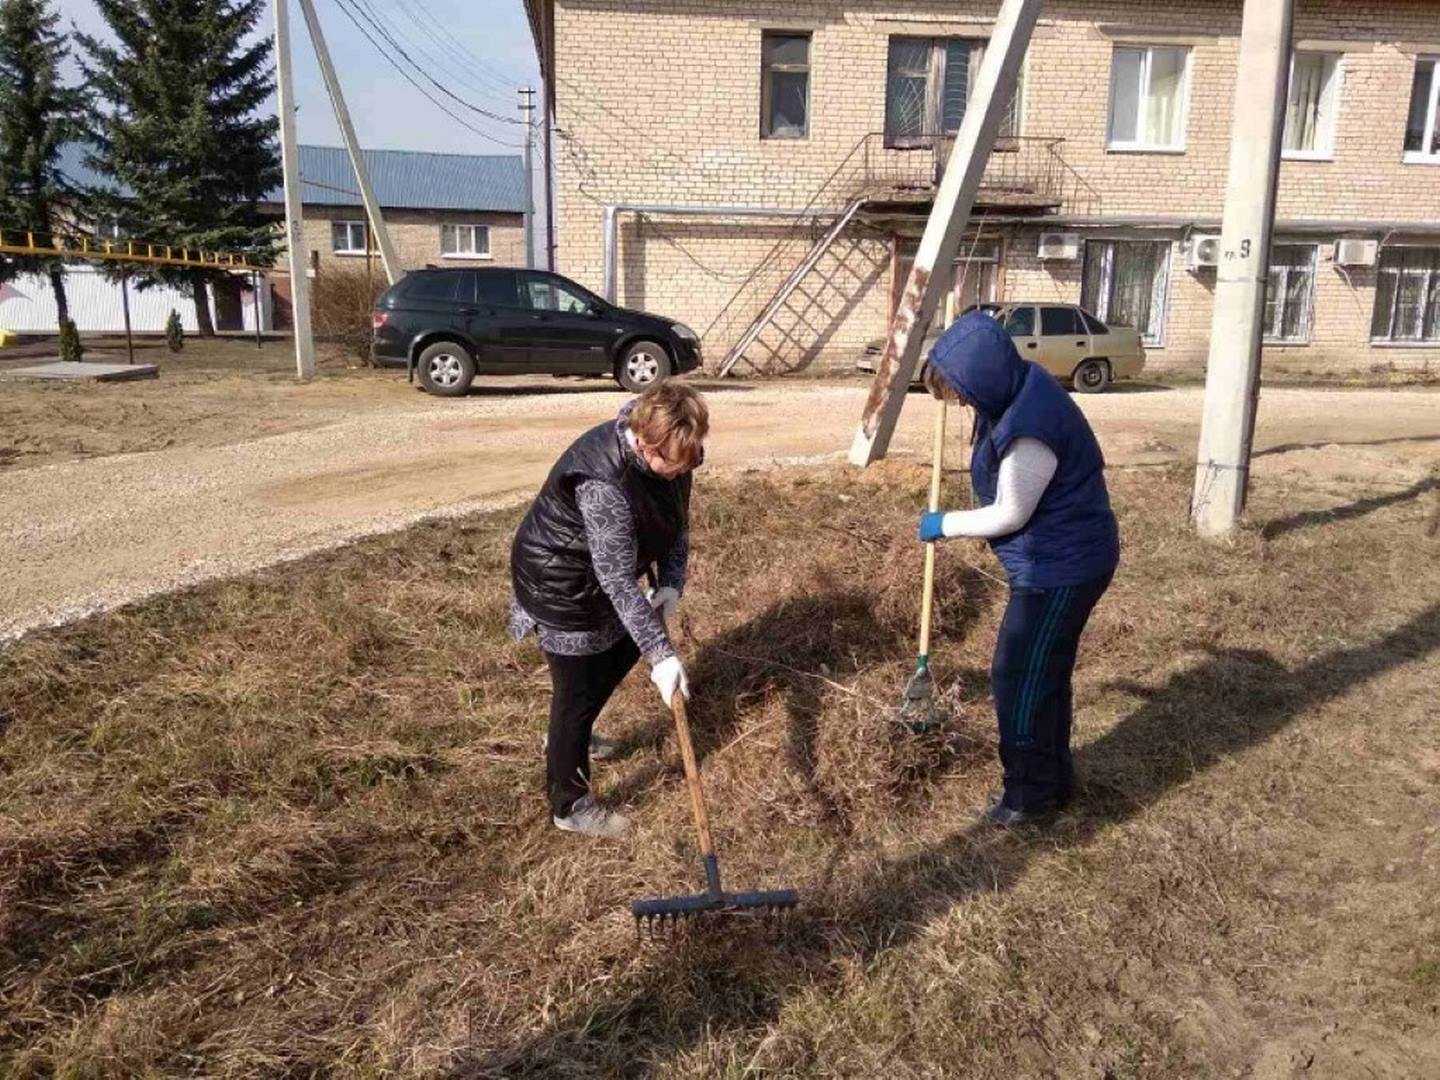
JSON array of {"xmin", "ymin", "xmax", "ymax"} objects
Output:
[{"xmin": 918, "ymin": 310, "xmax": 1119, "ymax": 827}]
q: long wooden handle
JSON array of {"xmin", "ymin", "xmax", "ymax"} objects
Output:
[
  {"xmin": 917, "ymin": 398, "xmax": 947, "ymax": 658},
  {"xmin": 668, "ymin": 694, "xmax": 715, "ymax": 859}
]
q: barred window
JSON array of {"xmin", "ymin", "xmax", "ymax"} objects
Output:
[{"xmin": 1371, "ymin": 247, "xmax": 1440, "ymax": 343}]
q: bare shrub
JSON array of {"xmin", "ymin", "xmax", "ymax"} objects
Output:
[{"xmin": 311, "ymin": 263, "xmax": 389, "ymax": 365}]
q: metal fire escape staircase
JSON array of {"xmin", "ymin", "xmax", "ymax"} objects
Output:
[
  {"xmin": 716, "ymin": 197, "xmax": 867, "ymax": 377},
  {"xmin": 710, "ymin": 133, "xmax": 1100, "ymax": 378}
]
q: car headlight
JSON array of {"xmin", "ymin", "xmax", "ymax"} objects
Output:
[{"xmin": 671, "ymin": 322, "xmax": 698, "ymax": 342}]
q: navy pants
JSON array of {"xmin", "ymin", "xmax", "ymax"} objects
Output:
[{"xmin": 991, "ymin": 572, "xmax": 1112, "ymax": 812}]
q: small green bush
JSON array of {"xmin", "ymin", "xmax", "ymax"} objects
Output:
[
  {"xmin": 58, "ymin": 318, "xmax": 83, "ymax": 363},
  {"xmin": 165, "ymin": 310, "xmax": 184, "ymax": 353}
]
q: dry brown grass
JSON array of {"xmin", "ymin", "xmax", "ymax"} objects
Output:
[{"xmin": 2, "ymin": 462, "xmax": 1438, "ymax": 1077}]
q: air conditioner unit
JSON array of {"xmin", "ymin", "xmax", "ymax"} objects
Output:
[
  {"xmin": 1186, "ymin": 234, "xmax": 1221, "ymax": 270},
  {"xmin": 1334, "ymin": 238, "xmax": 1379, "ymax": 267},
  {"xmin": 1037, "ymin": 232, "xmax": 1081, "ymax": 261}
]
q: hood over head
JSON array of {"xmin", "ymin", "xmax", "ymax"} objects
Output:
[{"xmin": 927, "ymin": 311, "xmax": 1028, "ymax": 418}]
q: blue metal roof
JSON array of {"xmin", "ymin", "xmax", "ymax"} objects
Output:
[
  {"xmin": 278, "ymin": 145, "xmax": 525, "ymax": 212},
  {"xmin": 57, "ymin": 142, "xmax": 525, "ymax": 214}
]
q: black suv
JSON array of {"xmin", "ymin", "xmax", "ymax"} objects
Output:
[{"xmin": 372, "ymin": 266, "xmax": 702, "ymax": 396}]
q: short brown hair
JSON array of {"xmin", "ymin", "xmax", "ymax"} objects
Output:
[
  {"xmin": 628, "ymin": 381, "xmax": 709, "ymax": 468},
  {"xmin": 922, "ymin": 362, "xmax": 963, "ymax": 403}
]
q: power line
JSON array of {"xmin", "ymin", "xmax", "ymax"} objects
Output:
[
  {"xmin": 384, "ymin": 0, "xmax": 529, "ymax": 100},
  {"xmin": 327, "ymin": 0, "xmax": 523, "ymax": 149},
  {"xmin": 358, "ymin": 0, "xmax": 522, "ymax": 106},
  {"xmin": 338, "ymin": 0, "xmax": 525, "ymax": 127}
]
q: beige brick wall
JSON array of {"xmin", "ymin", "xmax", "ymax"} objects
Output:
[
  {"xmin": 275, "ymin": 205, "xmax": 525, "ymax": 273},
  {"xmin": 552, "ymin": 0, "xmax": 1440, "ymax": 374}
]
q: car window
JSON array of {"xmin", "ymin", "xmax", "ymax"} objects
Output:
[
  {"xmin": 475, "ymin": 269, "xmax": 520, "ymax": 307},
  {"xmin": 1081, "ymin": 311, "xmax": 1108, "ymax": 335},
  {"xmin": 1003, "ymin": 306, "xmax": 1035, "ymax": 336},
  {"xmin": 1041, "ymin": 306, "xmax": 1084, "ymax": 336},
  {"xmin": 404, "ymin": 272, "xmax": 463, "ymax": 304},
  {"xmin": 522, "ymin": 273, "xmax": 592, "ymax": 314}
]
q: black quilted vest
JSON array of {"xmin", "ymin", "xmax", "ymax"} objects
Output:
[{"xmin": 510, "ymin": 416, "xmax": 691, "ymax": 630}]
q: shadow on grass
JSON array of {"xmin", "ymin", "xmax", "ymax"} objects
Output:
[
  {"xmin": 606, "ymin": 565, "xmax": 998, "ymax": 833},
  {"xmin": 1254, "ymin": 434, "xmax": 1440, "ymax": 458},
  {"xmin": 458, "ymin": 601, "xmax": 1440, "ymax": 1077},
  {"xmin": 1260, "ymin": 475, "xmax": 1439, "ymax": 541}
]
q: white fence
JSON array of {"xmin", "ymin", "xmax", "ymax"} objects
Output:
[{"xmin": 0, "ymin": 265, "xmax": 274, "ymax": 334}]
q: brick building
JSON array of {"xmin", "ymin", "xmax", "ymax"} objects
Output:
[
  {"xmin": 5, "ymin": 144, "xmax": 526, "ymax": 335},
  {"xmin": 266, "ymin": 145, "xmax": 527, "ymax": 276},
  {"xmin": 525, "ymin": 0, "xmax": 1440, "ymax": 376}
]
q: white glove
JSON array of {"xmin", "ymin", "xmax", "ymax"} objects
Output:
[
  {"xmin": 647, "ymin": 585, "xmax": 680, "ymax": 622},
  {"xmin": 650, "ymin": 654, "xmax": 690, "ymax": 707}
]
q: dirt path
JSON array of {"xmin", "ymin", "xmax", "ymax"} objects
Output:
[{"xmin": 2, "ymin": 380, "xmax": 1437, "ymax": 641}]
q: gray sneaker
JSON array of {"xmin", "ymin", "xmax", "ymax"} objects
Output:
[
  {"xmin": 553, "ymin": 794, "xmax": 631, "ymax": 839},
  {"xmin": 541, "ymin": 732, "xmax": 621, "ymax": 761}
]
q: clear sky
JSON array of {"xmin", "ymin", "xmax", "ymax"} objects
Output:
[{"xmin": 58, "ymin": 0, "xmax": 541, "ymax": 157}]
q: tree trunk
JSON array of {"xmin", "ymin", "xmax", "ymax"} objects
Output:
[
  {"xmin": 49, "ymin": 268, "xmax": 69, "ymax": 324},
  {"xmin": 192, "ymin": 272, "xmax": 216, "ymax": 336}
]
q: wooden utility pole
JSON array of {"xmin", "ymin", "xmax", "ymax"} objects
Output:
[
  {"xmin": 849, "ymin": 0, "xmax": 1041, "ymax": 466},
  {"xmin": 273, "ymin": 0, "xmax": 316, "ymax": 380},
  {"xmin": 296, "ymin": 0, "xmax": 400, "ymax": 285},
  {"xmin": 1191, "ymin": 0, "xmax": 1295, "ymax": 536}
]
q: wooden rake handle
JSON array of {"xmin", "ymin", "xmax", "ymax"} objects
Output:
[
  {"xmin": 668, "ymin": 693, "xmax": 716, "ymax": 861},
  {"xmin": 917, "ymin": 398, "xmax": 948, "ymax": 659}
]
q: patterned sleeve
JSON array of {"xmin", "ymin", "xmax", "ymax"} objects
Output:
[
  {"xmin": 657, "ymin": 528, "xmax": 689, "ymax": 595},
  {"xmin": 575, "ymin": 479, "xmax": 675, "ymax": 664}
]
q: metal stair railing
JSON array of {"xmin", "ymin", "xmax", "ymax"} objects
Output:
[
  {"xmin": 716, "ymin": 196, "xmax": 867, "ymax": 377},
  {"xmin": 708, "ymin": 131, "xmax": 1101, "ymax": 377}
]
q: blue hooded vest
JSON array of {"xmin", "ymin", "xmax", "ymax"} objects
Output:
[{"xmin": 928, "ymin": 312, "xmax": 1119, "ymax": 589}]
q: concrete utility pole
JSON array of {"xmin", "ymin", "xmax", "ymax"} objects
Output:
[
  {"xmin": 849, "ymin": 0, "xmax": 1042, "ymax": 466},
  {"xmin": 520, "ymin": 87, "xmax": 536, "ymax": 270},
  {"xmin": 296, "ymin": 0, "xmax": 400, "ymax": 286},
  {"xmin": 1191, "ymin": 0, "xmax": 1295, "ymax": 536},
  {"xmin": 272, "ymin": 0, "xmax": 315, "ymax": 380},
  {"xmin": 543, "ymin": 84, "xmax": 556, "ymax": 270}
]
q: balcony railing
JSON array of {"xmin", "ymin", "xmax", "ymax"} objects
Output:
[{"xmin": 857, "ymin": 133, "xmax": 1102, "ymax": 217}]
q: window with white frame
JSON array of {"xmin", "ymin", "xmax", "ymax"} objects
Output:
[
  {"xmin": 331, "ymin": 220, "xmax": 368, "ymax": 254},
  {"xmin": 761, "ymin": 31, "xmax": 811, "ymax": 139},
  {"xmin": 1371, "ymin": 247, "xmax": 1440, "ymax": 342},
  {"xmin": 1107, "ymin": 45, "xmax": 1190, "ymax": 152},
  {"xmin": 1283, "ymin": 53, "xmax": 1342, "ymax": 159},
  {"xmin": 1263, "ymin": 244, "xmax": 1317, "ymax": 343},
  {"xmin": 1080, "ymin": 239, "xmax": 1171, "ymax": 345},
  {"xmin": 884, "ymin": 37, "xmax": 1022, "ymax": 146},
  {"xmin": 441, "ymin": 223, "xmax": 491, "ymax": 257},
  {"xmin": 1404, "ymin": 57, "xmax": 1440, "ymax": 162}
]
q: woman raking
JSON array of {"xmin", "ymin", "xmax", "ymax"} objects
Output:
[{"xmin": 919, "ymin": 311, "xmax": 1120, "ymax": 827}]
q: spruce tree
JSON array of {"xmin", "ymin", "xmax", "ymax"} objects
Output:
[
  {"xmin": 0, "ymin": 0, "xmax": 87, "ymax": 323},
  {"xmin": 76, "ymin": 0, "xmax": 279, "ymax": 335}
]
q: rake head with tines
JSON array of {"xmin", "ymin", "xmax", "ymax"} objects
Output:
[
  {"xmin": 630, "ymin": 693, "xmax": 800, "ymax": 938},
  {"xmin": 632, "ymin": 854, "xmax": 799, "ymax": 934},
  {"xmin": 899, "ymin": 658, "xmax": 947, "ymax": 735}
]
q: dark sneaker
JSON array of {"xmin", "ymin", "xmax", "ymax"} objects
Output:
[{"xmin": 978, "ymin": 792, "xmax": 1066, "ymax": 828}]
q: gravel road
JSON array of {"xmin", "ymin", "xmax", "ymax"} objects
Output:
[{"xmin": 3, "ymin": 380, "xmax": 1437, "ymax": 642}]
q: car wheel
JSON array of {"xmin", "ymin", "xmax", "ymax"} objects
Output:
[
  {"xmin": 616, "ymin": 340, "xmax": 672, "ymax": 393},
  {"xmin": 1072, "ymin": 358, "xmax": 1112, "ymax": 394},
  {"xmin": 416, "ymin": 341, "xmax": 476, "ymax": 397}
]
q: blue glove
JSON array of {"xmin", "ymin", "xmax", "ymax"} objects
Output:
[{"xmin": 918, "ymin": 511, "xmax": 946, "ymax": 543}]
